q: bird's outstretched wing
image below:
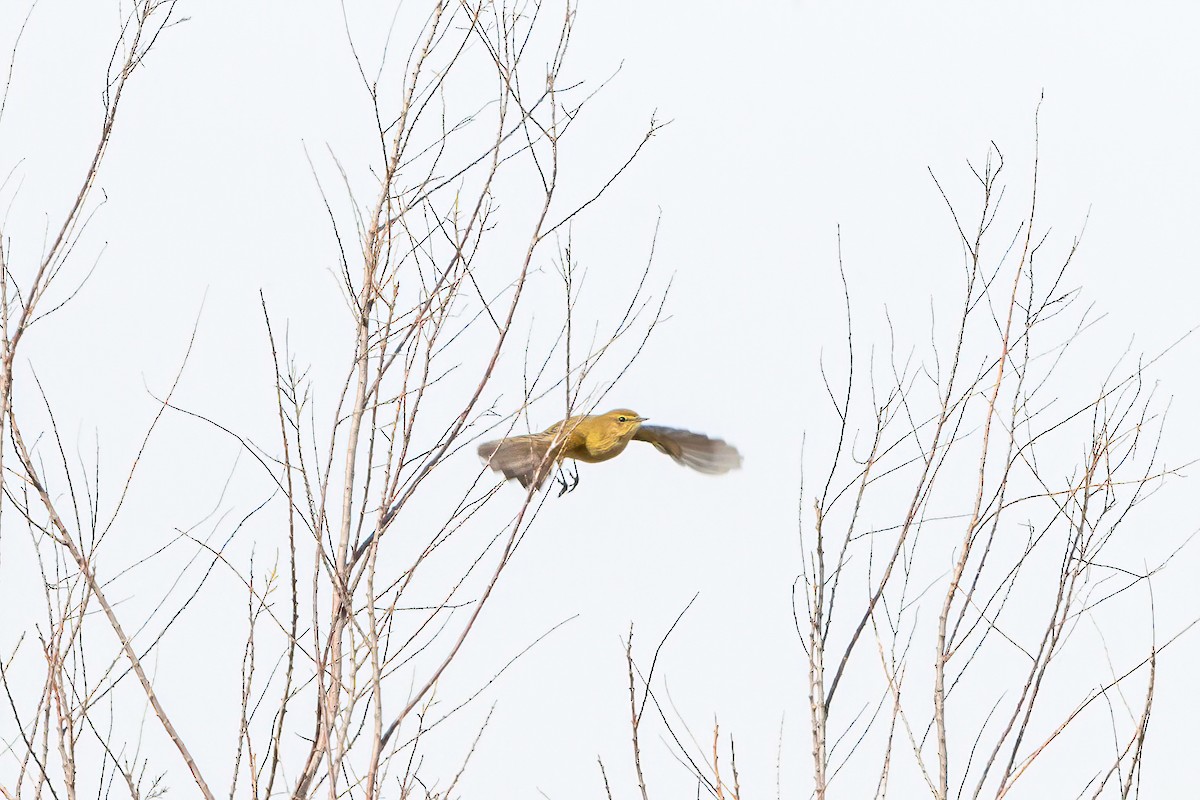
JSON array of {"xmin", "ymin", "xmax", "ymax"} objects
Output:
[
  {"xmin": 633, "ymin": 425, "xmax": 742, "ymax": 474},
  {"xmin": 477, "ymin": 433, "xmax": 557, "ymax": 489}
]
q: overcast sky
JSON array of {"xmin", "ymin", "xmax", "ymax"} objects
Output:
[{"xmin": 2, "ymin": 2, "xmax": 1199, "ymax": 797}]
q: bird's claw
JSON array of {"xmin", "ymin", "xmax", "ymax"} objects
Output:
[{"xmin": 555, "ymin": 462, "xmax": 580, "ymax": 496}]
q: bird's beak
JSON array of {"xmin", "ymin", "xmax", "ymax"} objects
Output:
[{"xmin": 637, "ymin": 416, "xmax": 649, "ymax": 422}]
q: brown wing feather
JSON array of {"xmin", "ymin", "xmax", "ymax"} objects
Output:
[
  {"xmin": 633, "ymin": 425, "xmax": 742, "ymax": 474},
  {"xmin": 477, "ymin": 432, "xmax": 559, "ymax": 489}
]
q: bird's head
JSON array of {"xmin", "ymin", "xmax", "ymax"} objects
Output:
[{"xmin": 601, "ymin": 408, "xmax": 647, "ymax": 439}]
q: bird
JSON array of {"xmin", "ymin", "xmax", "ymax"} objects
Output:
[{"xmin": 477, "ymin": 408, "xmax": 742, "ymax": 493}]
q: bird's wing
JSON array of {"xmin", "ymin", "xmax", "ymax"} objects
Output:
[
  {"xmin": 477, "ymin": 432, "xmax": 558, "ymax": 489},
  {"xmin": 633, "ymin": 425, "xmax": 743, "ymax": 474}
]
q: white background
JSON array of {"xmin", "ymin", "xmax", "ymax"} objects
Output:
[{"xmin": 1, "ymin": 1, "xmax": 1198, "ymax": 797}]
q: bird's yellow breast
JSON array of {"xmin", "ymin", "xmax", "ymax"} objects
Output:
[{"xmin": 558, "ymin": 416, "xmax": 638, "ymax": 463}]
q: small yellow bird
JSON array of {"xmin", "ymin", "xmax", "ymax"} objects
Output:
[{"xmin": 478, "ymin": 408, "xmax": 742, "ymax": 492}]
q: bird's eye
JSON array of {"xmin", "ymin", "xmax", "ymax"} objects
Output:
[{"xmin": 618, "ymin": 416, "xmax": 627, "ymax": 423}]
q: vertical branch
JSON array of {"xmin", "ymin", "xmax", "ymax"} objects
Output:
[
  {"xmin": 934, "ymin": 133, "xmax": 1038, "ymax": 799},
  {"xmin": 626, "ymin": 627, "xmax": 651, "ymax": 800}
]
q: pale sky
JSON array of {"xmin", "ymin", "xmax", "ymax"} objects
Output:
[{"xmin": 2, "ymin": 1, "xmax": 1198, "ymax": 797}]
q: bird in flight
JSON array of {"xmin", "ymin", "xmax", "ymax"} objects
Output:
[{"xmin": 478, "ymin": 408, "xmax": 742, "ymax": 494}]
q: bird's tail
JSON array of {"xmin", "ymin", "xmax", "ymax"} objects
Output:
[{"xmin": 477, "ymin": 434, "xmax": 556, "ymax": 490}]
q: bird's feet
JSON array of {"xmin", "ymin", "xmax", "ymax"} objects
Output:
[{"xmin": 555, "ymin": 462, "xmax": 581, "ymax": 496}]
